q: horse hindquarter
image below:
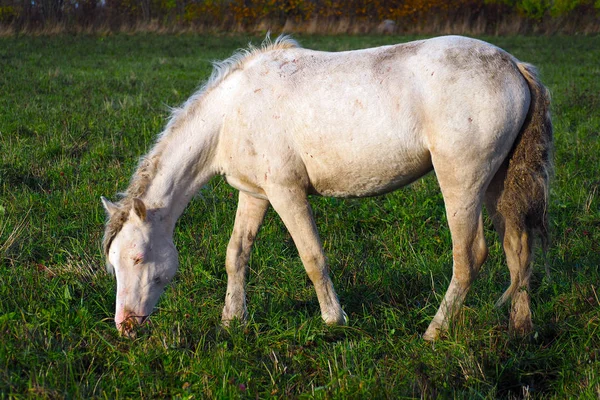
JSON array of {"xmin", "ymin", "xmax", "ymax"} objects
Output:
[{"xmin": 420, "ymin": 39, "xmax": 533, "ymax": 339}]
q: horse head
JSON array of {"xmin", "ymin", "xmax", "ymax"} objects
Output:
[{"xmin": 101, "ymin": 197, "xmax": 178, "ymax": 337}]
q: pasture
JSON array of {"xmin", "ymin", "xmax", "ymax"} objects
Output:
[{"xmin": 0, "ymin": 34, "xmax": 599, "ymax": 398}]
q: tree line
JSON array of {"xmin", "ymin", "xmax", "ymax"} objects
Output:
[{"xmin": 0, "ymin": 0, "xmax": 598, "ymax": 34}]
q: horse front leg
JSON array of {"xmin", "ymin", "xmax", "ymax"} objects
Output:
[
  {"xmin": 267, "ymin": 187, "xmax": 347, "ymax": 325},
  {"xmin": 222, "ymin": 191, "xmax": 269, "ymax": 325}
]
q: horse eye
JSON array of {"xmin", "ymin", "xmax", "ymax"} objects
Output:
[{"xmin": 153, "ymin": 276, "xmax": 162, "ymax": 285}]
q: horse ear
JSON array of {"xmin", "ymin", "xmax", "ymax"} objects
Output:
[
  {"xmin": 101, "ymin": 196, "xmax": 120, "ymax": 217},
  {"xmin": 131, "ymin": 198, "xmax": 147, "ymax": 222}
]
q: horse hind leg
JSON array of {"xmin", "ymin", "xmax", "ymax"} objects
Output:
[
  {"xmin": 502, "ymin": 220, "xmax": 534, "ymax": 335},
  {"xmin": 485, "ymin": 168, "xmax": 534, "ymax": 335},
  {"xmin": 423, "ymin": 155, "xmax": 489, "ymax": 340},
  {"xmin": 488, "ymin": 61, "xmax": 553, "ymax": 336},
  {"xmin": 423, "ymin": 203, "xmax": 488, "ymax": 340}
]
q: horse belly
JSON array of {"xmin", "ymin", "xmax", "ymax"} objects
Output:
[{"xmin": 302, "ymin": 136, "xmax": 432, "ymax": 198}]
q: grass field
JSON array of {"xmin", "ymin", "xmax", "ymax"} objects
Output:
[{"xmin": 0, "ymin": 33, "xmax": 599, "ymax": 398}]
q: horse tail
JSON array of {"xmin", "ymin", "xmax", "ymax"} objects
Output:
[{"xmin": 494, "ymin": 62, "xmax": 553, "ymax": 307}]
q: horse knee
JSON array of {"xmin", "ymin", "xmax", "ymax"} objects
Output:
[
  {"xmin": 301, "ymin": 253, "xmax": 326, "ymax": 276},
  {"xmin": 226, "ymin": 233, "xmax": 256, "ymax": 274},
  {"xmin": 225, "ymin": 246, "xmax": 243, "ymax": 274}
]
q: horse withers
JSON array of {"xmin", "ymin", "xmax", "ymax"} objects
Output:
[{"xmin": 102, "ymin": 35, "xmax": 552, "ymax": 340}]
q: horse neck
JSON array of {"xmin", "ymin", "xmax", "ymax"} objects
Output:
[{"xmin": 139, "ymin": 106, "xmax": 220, "ymax": 234}]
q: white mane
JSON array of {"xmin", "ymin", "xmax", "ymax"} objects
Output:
[{"xmin": 165, "ymin": 34, "xmax": 300, "ymax": 134}]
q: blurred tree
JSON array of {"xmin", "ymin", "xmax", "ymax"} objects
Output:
[{"xmin": 0, "ymin": 0, "xmax": 598, "ymax": 32}]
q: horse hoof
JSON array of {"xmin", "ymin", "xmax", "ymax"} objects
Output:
[
  {"xmin": 423, "ymin": 324, "xmax": 441, "ymax": 341},
  {"xmin": 509, "ymin": 317, "xmax": 533, "ymax": 336},
  {"xmin": 323, "ymin": 310, "xmax": 348, "ymax": 326},
  {"xmin": 221, "ymin": 315, "xmax": 246, "ymax": 328}
]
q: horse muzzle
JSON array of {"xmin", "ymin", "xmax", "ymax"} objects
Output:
[{"xmin": 116, "ymin": 313, "xmax": 149, "ymax": 338}]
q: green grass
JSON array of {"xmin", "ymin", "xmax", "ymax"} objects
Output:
[{"xmin": 1, "ymin": 33, "xmax": 599, "ymax": 398}]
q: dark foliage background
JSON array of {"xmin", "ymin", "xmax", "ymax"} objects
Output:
[{"xmin": 0, "ymin": 0, "xmax": 599, "ymax": 34}]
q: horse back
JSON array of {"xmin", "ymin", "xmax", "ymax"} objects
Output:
[{"xmin": 216, "ymin": 36, "xmax": 530, "ymax": 198}]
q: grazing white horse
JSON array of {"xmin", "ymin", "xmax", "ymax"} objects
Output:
[{"xmin": 102, "ymin": 35, "xmax": 552, "ymax": 340}]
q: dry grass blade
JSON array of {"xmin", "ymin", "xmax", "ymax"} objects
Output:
[{"xmin": 0, "ymin": 208, "xmax": 30, "ymax": 260}]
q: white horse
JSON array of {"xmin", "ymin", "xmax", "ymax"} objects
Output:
[{"xmin": 102, "ymin": 35, "xmax": 552, "ymax": 340}]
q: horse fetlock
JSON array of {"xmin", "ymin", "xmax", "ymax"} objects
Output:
[{"xmin": 221, "ymin": 310, "xmax": 247, "ymax": 326}]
